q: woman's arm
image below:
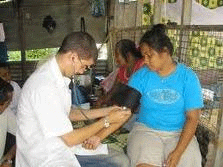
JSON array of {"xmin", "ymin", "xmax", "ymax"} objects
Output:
[
  {"xmin": 1, "ymin": 144, "xmax": 16, "ymax": 166},
  {"xmin": 167, "ymin": 109, "xmax": 201, "ymax": 167},
  {"xmin": 82, "ymin": 109, "xmax": 131, "ymax": 149}
]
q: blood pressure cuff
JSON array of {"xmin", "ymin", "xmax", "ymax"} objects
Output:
[{"xmin": 110, "ymin": 83, "xmax": 141, "ymax": 113}]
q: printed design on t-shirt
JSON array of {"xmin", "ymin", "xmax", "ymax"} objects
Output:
[{"xmin": 148, "ymin": 88, "xmax": 180, "ymax": 104}]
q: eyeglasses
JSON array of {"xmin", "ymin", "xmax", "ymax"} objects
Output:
[{"xmin": 78, "ymin": 56, "xmax": 95, "ymax": 71}]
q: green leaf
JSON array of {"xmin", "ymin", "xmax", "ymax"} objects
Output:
[
  {"xmin": 143, "ymin": 3, "xmax": 152, "ymax": 16},
  {"xmin": 208, "ymin": 47, "xmax": 215, "ymax": 57},
  {"xmin": 102, "ymin": 136, "xmax": 119, "ymax": 144},
  {"xmin": 200, "ymin": 57, "xmax": 208, "ymax": 66},
  {"xmin": 168, "ymin": 0, "xmax": 177, "ymax": 3},
  {"xmin": 192, "ymin": 47, "xmax": 200, "ymax": 57},
  {"xmin": 202, "ymin": 0, "xmax": 209, "ymax": 7},
  {"xmin": 218, "ymin": 0, "xmax": 223, "ymax": 6},
  {"xmin": 215, "ymin": 39, "xmax": 223, "ymax": 47},
  {"xmin": 216, "ymin": 57, "xmax": 223, "ymax": 66},
  {"xmin": 200, "ymin": 37, "xmax": 208, "ymax": 47},
  {"xmin": 192, "ymin": 31, "xmax": 200, "ymax": 37}
]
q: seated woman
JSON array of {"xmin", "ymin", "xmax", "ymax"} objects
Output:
[
  {"xmin": 0, "ymin": 77, "xmax": 16, "ymax": 167},
  {"xmin": 98, "ymin": 39, "xmax": 144, "ymax": 106},
  {"xmin": 127, "ymin": 24, "xmax": 203, "ymax": 167}
]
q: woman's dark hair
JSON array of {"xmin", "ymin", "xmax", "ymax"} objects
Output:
[
  {"xmin": 115, "ymin": 39, "xmax": 142, "ymax": 62},
  {"xmin": 140, "ymin": 24, "xmax": 174, "ymax": 56},
  {"xmin": 0, "ymin": 77, "xmax": 13, "ymax": 105}
]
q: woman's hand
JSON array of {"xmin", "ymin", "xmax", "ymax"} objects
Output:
[
  {"xmin": 166, "ymin": 149, "xmax": 183, "ymax": 167},
  {"xmin": 107, "ymin": 107, "xmax": 131, "ymax": 124},
  {"xmin": 82, "ymin": 136, "xmax": 101, "ymax": 150}
]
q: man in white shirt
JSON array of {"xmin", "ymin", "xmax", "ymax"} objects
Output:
[
  {"xmin": 0, "ymin": 77, "xmax": 16, "ymax": 167},
  {"xmin": 16, "ymin": 32, "xmax": 131, "ymax": 167}
]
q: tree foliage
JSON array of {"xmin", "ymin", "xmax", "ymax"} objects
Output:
[{"xmin": 8, "ymin": 48, "xmax": 58, "ymax": 61}]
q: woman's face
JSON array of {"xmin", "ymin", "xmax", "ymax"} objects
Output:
[
  {"xmin": 114, "ymin": 50, "xmax": 127, "ymax": 66},
  {"xmin": 140, "ymin": 43, "xmax": 165, "ymax": 73}
]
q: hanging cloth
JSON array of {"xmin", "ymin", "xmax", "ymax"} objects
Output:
[
  {"xmin": 91, "ymin": 0, "xmax": 105, "ymax": 17},
  {"xmin": 0, "ymin": 42, "xmax": 8, "ymax": 63},
  {"xmin": 81, "ymin": 17, "xmax": 85, "ymax": 32},
  {"xmin": 69, "ymin": 79, "xmax": 89, "ymax": 106},
  {"xmin": 0, "ymin": 23, "xmax": 8, "ymax": 63}
]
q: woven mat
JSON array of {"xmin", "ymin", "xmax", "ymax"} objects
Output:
[
  {"xmin": 72, "ymin": 121, "xmax": 129, "ymax": 153},
  {"xmin": 102, "ymin": 132, "xmax": 129, "ymax": 153}
]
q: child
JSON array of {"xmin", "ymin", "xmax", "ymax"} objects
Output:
[{"xmin": 0, "ymin": 77, "xmax": 16, "ymax": 167}]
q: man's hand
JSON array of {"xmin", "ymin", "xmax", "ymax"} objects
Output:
[
  {"xmin": 106, "ymin": 105, "xmax": 123, "ymax": 113},
  {"xmin": 0, "ymin": 160, "xmax": 13, "ymax": 167},
  {"xmin": 82, "ymin": 136, "xmax": 101, "ymax": 150}
]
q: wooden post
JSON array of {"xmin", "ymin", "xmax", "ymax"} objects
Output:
[
  {"xmin": 17, "ymin": 6, "xmax": 26, "ymax": 83},
  {"xmin": 177, "ymin": 0, "xmax": 192, "ymax": 63},
  {"xmin": 153, "ymin": 0, "xmax": 162, "ymax": 24},
  {"xmin": 214, "ymin": 82, "xmax": 223, "ymax": 166}
]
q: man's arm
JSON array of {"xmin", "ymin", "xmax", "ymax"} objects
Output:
[
  {"xmin": 167, "ymin": 109, "xmax": 201, "ymax": 167},
  {"xmin": 61, "ymin": 118, "xmax": 108, "ymax": 147},
  {"xmin": 82, "ymin": 109, "xmax": 131, "ymax": 150},
  {"xmin": 69, "ymin": 106, "xmax": 120, "ymax": 121},
  {"xmin": 62, "ymin": 109, "xmax": 131, "ymax": 147}
]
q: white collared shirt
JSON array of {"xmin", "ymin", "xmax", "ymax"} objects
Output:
[
  {"xmin": 0, "ymin": 109, "xmax": 16, "ymax": 160},
  {"xmin": 16, "ymin": 57, "xmax": 80, "ymax": 167},
  {"xmin": 9, "ymin": 81, "xmax": 21, "ymax": 115},
  {"xmin": 0, "ymin": 81, "xmax": 20, "ymax": 159}
]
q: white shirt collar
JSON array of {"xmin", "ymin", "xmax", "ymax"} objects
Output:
[{"xmin": 49, "ymin": 56, "xmax": 71, "ymax": 89}]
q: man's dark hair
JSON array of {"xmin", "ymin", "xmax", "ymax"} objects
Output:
[
  {"xmin": 140, "ymin": 24, "xmax": 174, "ymax": 56},
  {"xmin": 115, "ymin": 39, "xmax": 142, "ymax": 62},
  {"xmin": 57, "ymin": 32, "xmax": 98, "ymax": 61},
  {"xmin": 0, "ymin": 77, "xmax": 13, "ymax": 105}
]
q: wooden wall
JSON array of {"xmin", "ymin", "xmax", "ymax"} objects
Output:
[
  {"xmin": 9, "ymin": 59, "xmax": 108, "ymax": 87},
  {"xmin": 1, "ymin": 0, "xmax": 107, "ymax": 50}
]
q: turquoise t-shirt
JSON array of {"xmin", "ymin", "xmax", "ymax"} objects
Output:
[{"xmin": 128, "ymin": 64, "xmax": 204, "ymax": 132}]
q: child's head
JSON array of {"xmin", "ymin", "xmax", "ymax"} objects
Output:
[
  {"xmin": 0, "ymin": 77, "xmax": 13, "ymax": 114},
  {"xmin": 0, "ymin": 62, "xmax": 11, "ymax": 82},
  {"xmin": 115, "ymin": 39, "xmax": 142, "ymax": 66}
]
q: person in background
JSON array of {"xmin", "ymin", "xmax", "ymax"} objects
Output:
[
  {"xmin": 98, "ymin": 39, "xmax": 144, "ymax": 107},
  {"xmin": 16, "ymin": 32, "xmax": 131, "ymax": 167},
  {"xmin": 0, "ymin": 77, "xmax": 16, "ymax": 167},
  {"xmin": 114, "ymin": 39, "xmax": 144, "ymax": 85},
  {"xmin": 0, "ymin": 63, "xmax": 21, "ymax": 115},
  {"xmin": 127, "ymin": 24, "xmax": 203, "ymax": 167},
  {"xmin": 0, "ymin": 63, "xmax": 20, "ymax": 167}
]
